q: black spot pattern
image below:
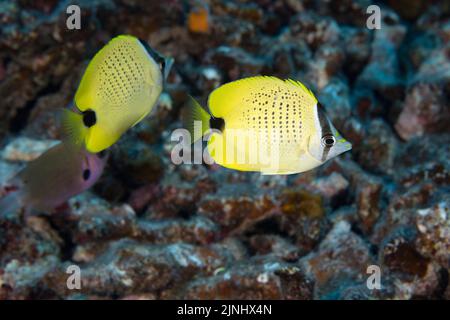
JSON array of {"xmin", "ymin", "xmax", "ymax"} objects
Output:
[
  {"xmin": 240, "ymin": 85, "xmax": 306, "ymax": 152},
  {"xmin": 215, "ymin": 78, "xmax": 318, "ymax": 171},
  {"xmin": 97, "ymin": 39, "xmax": 149, "ymax": 106}
]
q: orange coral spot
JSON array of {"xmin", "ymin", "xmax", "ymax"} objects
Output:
[{"xmin": 188, "ymin": 8, "xmax": 209, "ymax": 34}]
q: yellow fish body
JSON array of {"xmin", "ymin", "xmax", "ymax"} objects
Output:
[
  {"xmin": 189, "ymin": 76, "xmax": 352, "ymax": 174},
  {"xmin": 63, "ymin": 35, "xmax": 173, "ymax": 153}
]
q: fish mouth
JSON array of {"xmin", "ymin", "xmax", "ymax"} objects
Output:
[
  {"xmin": 340, "ymin": 140, "xmax": 353, "ymax": 152},
  {"xmin": 333, "ymin": 140, "xmax": 352, "ymax": 158}
]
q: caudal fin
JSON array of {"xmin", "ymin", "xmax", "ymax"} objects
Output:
[
  {"xmin": 185, "ymin": 95, "xmax": 211, "ymax": 144},
  {"xmin": 60, "ymin": 108, "xmax": 87, "ymax": 147}
]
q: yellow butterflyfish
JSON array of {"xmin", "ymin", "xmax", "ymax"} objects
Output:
[
  {"xmin": 63, "ymin": 35, "xmax": 173, "ymax": 153},
  {"xmin": 187, "ymin": 76, "xmax": 352, "ymax": 175}
]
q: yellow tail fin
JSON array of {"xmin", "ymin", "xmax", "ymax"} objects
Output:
[
  {"xmin": 60, "ymin": 109, "xmax": 87, "ymax": 147},
  {"xmin": 185, "ymin": 95, "xmax": 211, "ymax": 144}
]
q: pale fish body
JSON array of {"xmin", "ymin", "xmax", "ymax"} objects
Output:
[
  {"xmin": 3, "ymin": 142, "xmax": 107, "ymax": 213},
  {"xmin": 189, "ymin": 76, "xmax": 352, "ymax": 174}
]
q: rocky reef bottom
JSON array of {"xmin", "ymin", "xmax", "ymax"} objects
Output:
[{"xmin": 0, "ymin": 133, "xmax": 448, "ymax": 300}]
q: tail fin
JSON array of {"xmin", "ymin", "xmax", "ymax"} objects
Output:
[
  {"xmin": 185, "ymin": 95, "xmax": 211, "ymax": 144},
  {"xmin": 60, "ymin": 108, "xmax": 87, "ymax": 147}
]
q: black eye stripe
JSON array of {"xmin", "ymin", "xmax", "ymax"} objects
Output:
[
  {"xmin": 317, "ymin": 104, "xmax": 332, "ymax": 136},
  {"xmin": 138, "ymin": 38, "xmax": 166, "ymax": 73},
  {"xmin": 317, "ymin": 104, "xmax": 334, "ymax": 162},
  {"xmin": 321, "ymin": 147, "xmax": 331, "ymax": 162}
]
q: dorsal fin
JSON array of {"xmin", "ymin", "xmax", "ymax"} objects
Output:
[
  {"xmin": 208, "ymin": 76, "xmax": 318, "ymax": 117},
  {"xmin": 285, "ymin": 79, "xmax": 318, "ymax": 103},
  {"xmin": 208, "ymin": 76, "xmax": 283, "ymax": 117}
]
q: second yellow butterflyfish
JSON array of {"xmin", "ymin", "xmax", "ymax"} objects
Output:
[{"xmin": 187, "ymin": 76, "xmax": 352, "ymax": 175}]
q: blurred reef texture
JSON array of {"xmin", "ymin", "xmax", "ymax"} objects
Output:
[{"xmin": 0, "ymin": 0, "xmax": 450, "ymax": 299}]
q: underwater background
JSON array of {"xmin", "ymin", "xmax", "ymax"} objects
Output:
[{"xmin": 0, "ymin": 0, "xmax": 449, "ymax": 300}]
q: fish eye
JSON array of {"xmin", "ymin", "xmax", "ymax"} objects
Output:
[
  {"xmin": 82, "ymin": 169, "xmax": 91, "ymax": 181},
  {"xmin": 82, "ymin": 110, "xmax": 96, "ymax": 127},
  {"xmin": 321, "ymin": 135, "xmax": 336, "ymax": 147}
]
